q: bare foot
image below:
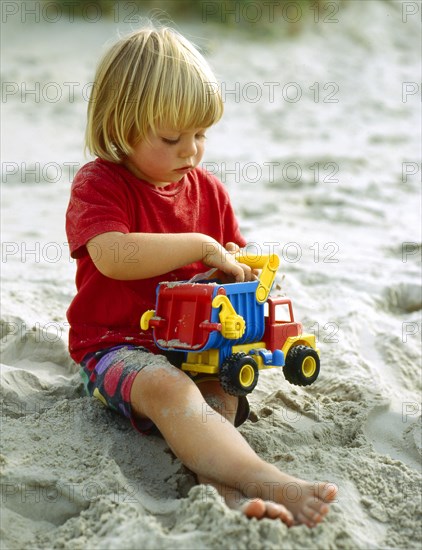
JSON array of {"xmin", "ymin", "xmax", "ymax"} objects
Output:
[
  {"xmin": 273, "ymin": 478, "xmax": 338, "ymax": 528},
  {"xmin": 234, "ymin": 479, "xmax": 337, "ymax": 528},
  {"xmin": 197, "ymin": 472, "xmax": 337, "ymax": 528},
  {"xmin": 225, "ymin": 469, "xmax": 338, "ymax": 528},
  {"xmin": 238, "ymin": 498, "xmax": 295, "ymax": 526},
  {"xmin": 224, "ymin": 485, "xmax": 295, "ymax": 524},
  {"xmin": 198, "ymin": 476, "xmax": 294, "ymax": 526}
]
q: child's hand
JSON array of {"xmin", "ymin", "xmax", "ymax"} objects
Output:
[
  {"xmin": 202, "ymin": 241, "xmax": 257, "ymax": 282},
  {"xmin": 226, "ymin": 242, "xmax": 260, "ymax": 282}
]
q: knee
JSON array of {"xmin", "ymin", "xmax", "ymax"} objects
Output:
[
  {"xmin": 131, "ymin": 357, "xmax": 195, "ymax": 409},
  {"xmin": 199, "ymin": 381, "xmax": 239, "ymax": 425}
]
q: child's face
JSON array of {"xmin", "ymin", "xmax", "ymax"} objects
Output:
[{"xmin": 125, "ymin": 127, "xmax": 207, "ymax": 187}]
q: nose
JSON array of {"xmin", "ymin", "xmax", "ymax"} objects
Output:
[{"xmin": 179, "ymin": 137, "xmax": 198, "ymax": 159}]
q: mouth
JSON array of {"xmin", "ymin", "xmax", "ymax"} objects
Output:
[{"xmin": 174, "ymin": 165, "xmax": 194, "ymax": 172}]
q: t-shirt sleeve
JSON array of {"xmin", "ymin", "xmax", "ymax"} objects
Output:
[
  {"xmin": 205, "ymin": 171, "xmax": 247, "ymax": 249},
  {"xmin": 66, "ymin": 162, "xmax": 131, "ymax": 259},
  {"xmin": 222, "ymin": 198, "xmax": 247, "ymax": 248}
]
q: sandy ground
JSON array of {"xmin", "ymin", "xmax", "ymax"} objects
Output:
[{"xmin": 1, "ymin": 1, "xmax": 421, "ymax": 548}]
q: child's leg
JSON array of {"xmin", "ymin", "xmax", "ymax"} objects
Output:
[
  {"xmin": 130, "ymin": 361, "xmax": 337, "ymax": 527},
  {"xmin": 194, "ymin": 379, "xmax": 296, "ymax": 524}
]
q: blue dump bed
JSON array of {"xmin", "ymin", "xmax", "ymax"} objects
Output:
[{"xmin": 153, "ymin": 279, "xmax": 265, "ymax": 352}]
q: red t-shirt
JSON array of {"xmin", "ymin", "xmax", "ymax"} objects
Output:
[{"xmin": 66, "ymin": 158, "xmax": 247, "ymax": 363}]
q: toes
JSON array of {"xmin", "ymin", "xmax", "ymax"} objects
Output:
[
  {"xmin": 316, "ymin": 482, "xmax": 338, "ymax": 503},
  {"xmin": 296, "ymin": 503, "xmax": 328, "ymax": 528},
  {"xmin": 266, "ymin": 502, "xmax": 295, "ymax": 526},
  {"xmin": 294, "ymin": 483, "xmax": 336, "ymax": 528},
  {"xmin": 240, "ymin": 499, "xmax": 295, "ymax": 526},
  {"xmin": 304, "ymin": 503, "xmax": 324, "ymax": 523},
  {"xmin": 308, "ymin": 499, "xmax": 329, "ymax": 517},
  {"xmin": 240, "ymin": 498, "xmax": 266, "ymax": 519},
  {"xmin": 296, "ymin": 511, "xmax": 317, "ymax": 528}
]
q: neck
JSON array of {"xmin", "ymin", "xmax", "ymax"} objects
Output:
[{"xmin": 123, "ymin": 159, "xmax": 170, "ymax": 187}]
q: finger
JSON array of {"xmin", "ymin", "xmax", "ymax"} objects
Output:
[
  {"xmin": 226, "ymin": 260, "xmax": 246, "ymax": 282},
  {"xmin": 239, "ymin": 263, "xmax": 254, "ymax": 281},
  {"xmin": 225, "ymin": 242, "xmax": 240, "ymax": 255}
]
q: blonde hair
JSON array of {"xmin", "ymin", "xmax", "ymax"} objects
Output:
[{"xmin": 86, "ymin": 24, "xmax": 224, "ymax": 162}]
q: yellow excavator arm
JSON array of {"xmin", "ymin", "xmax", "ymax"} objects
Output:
[{"xmin": 235, "ymin": 253, "xmax": 280, "ymax": 303}]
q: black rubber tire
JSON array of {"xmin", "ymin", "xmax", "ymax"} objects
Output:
[
  {"xmin": 220, "ymin": 352, "xmax": 259, "ymax": 397},
  {"xmin": 284, "ymin": 345, "xmax": 320, "ymax": 386}
]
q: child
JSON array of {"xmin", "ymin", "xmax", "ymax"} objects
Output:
[{"xmin": 66, "ymin": 24, "xmax": 337, "ymax": 527}]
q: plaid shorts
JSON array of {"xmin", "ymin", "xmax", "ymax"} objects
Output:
[
  {"xmin": 80, "ymin": 344, "xmax": 250, "ymax": 434},
  {"xmin": 80, "ymin": 345, "xmax": 156, "ymax": 433}
]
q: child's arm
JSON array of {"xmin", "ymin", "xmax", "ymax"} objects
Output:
[{"xmin": 87, "ymin": 231, "xmax": 253, "ymax": 282}]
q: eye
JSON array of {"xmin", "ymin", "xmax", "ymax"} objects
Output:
[
  {"xmin": 195, "ymin": 133, "xmax": 207, "ymax": 140},
  {"xmin": 161, "ymin": 137, "xmax": 180, "ymax": 145}
]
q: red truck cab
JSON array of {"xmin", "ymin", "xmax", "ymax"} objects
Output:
[{"xmin": 264, "ymin": 297, "xmax": 303, "ymax": 352}]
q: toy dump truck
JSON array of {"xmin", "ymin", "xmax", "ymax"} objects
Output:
[{"xmin": 141, "ymin": 254, "xmax": 320, "ymax": 397}]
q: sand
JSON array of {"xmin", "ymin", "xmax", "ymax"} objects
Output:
[{"xmin": 1, "ymin": 1, "xmax": 421, "ymax": 548}]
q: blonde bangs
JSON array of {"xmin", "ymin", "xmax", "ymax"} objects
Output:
[
  {"xmin": 148, "ymin": 32, "xmax": 224, "ymax": 134},
  {"xmin": 85, "ymin": 26, "xmax": 223, "ymax": 161}
]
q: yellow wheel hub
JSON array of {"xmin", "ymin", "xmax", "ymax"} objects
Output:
[
  {"xmin": 239, "ymin": 364, "xmax": 255, "ymax": 387},
  {"xmin": 302, "ymin": 356, "xmax": 317, "ymax": 378}
]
